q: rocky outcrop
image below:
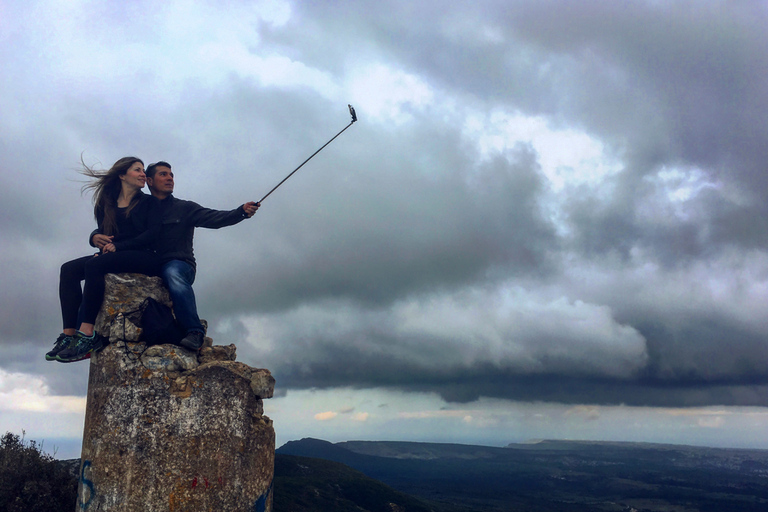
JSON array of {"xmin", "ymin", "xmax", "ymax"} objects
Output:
[
  {"xmin": 94, "ymin": 273, "xmax": 171, "ymax": 342},
  {"xmin": 77, "ymin": 274, "xmax": 275, "ymax": 511}
]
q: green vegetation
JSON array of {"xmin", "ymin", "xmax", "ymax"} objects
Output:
[{"xmin": 0, "ymin": 432, "xmax": 78, "ymax": 512}]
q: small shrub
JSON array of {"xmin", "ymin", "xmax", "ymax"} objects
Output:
[{"xmin": 0, "ymin": 431, "xmax": 78, "ymax": 512}]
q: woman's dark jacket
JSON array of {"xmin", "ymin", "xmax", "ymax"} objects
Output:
[{"xmin": 90, "ymin": 192, "xmax": 162, "ymax": 251}]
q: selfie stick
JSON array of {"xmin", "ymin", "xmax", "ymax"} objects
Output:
[{"xmin": 259, "ymin": 105, "xmax": 358, "ymax": 204}]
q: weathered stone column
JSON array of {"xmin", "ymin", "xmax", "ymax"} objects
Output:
[{"xmin": 77, "ymin": 274, "xmax": 275, "ymax": 512}]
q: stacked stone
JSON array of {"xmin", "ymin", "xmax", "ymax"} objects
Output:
[{"xmin": 77, "ymin": 273, "xmax": 275, "ymax": 512}]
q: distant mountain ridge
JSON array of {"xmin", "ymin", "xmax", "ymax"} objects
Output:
[{"xmin": 284, "ymin": 437, "xmax": 768, "ymax": 461}]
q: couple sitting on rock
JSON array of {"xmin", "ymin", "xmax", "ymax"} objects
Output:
[{"xmin": 49, "ymin": 157, "xmax": 259, "ymax": 363}]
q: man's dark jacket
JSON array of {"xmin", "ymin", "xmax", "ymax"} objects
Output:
[
  {"xmin": 91, "ymin": 194, "xmax": 247, "ymax": 270},
  {"xmin": 153, "ymin": 194, "xmax": 247, "ymax": 270},
  {"xmin": 89, "ymin": 191, "xmax": 161, "ymax": 252}
]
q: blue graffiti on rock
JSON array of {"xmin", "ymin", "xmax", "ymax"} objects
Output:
[
  {"xmin": 79, "ymin": 460, "xmax": 95, "ymax": 510},
  {"xmin": 251, "ymin": 480, "xmax": 273, "ymax": 512}
]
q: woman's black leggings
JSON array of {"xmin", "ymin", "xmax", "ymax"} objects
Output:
[{"xmin": 59, "ymin": 250, "xmax": 161, "ymax": 330}]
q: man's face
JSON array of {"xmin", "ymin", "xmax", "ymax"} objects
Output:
[{"xmin": 147, "ymin": 166, "xmax": 174, "ymax": 196}]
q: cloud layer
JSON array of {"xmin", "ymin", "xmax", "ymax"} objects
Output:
[{"xmin": 2, "ymin": 0, "xmax": 768, "ymax": 415}]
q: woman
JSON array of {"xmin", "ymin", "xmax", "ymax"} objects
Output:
[{"xmin": 48, "ymin": 156, "xmax": 161, "ymax": 363}]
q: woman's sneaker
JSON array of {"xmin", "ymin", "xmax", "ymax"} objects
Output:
[
  {"xmin": 45, "ymin": 333, "xmax": 74, "ymax": 361},
  {"xmin": 56, "ymin": 331, "xmax": 107, "ymax": 363}
]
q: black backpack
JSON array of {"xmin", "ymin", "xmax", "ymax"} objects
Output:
[{"xmin": 140, "ymin": 297, "xmax": 185, "ymax": 346}]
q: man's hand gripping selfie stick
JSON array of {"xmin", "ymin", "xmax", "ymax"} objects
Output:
[{"xmin": 259, "ymin": 104, "xmax": 358, "ymax": 204}]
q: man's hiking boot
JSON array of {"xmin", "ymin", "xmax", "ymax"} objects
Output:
[
  {"xmin": 45, "ymin": 333, "xmax": 74, "ymax": 361},
  {"xmin": 179, "ymin": 331, "xmax": 205, "ymax": 352},
  {"xmin": 56, "ymin": 331, "xmax": 107, "ymax": 363}
]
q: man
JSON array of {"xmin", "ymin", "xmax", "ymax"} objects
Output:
[{"xmin": 94, "ymin": 161, "xmax": 258, "ymax": 350}]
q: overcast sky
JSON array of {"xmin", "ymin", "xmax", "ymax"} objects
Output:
[{"xmin": 2, "ymin": 0, "xmax": 768, "ymax": 458}]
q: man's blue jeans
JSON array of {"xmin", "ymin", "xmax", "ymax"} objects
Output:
[{"xmin": 161, "ymin": 260, "xmax": 204, "ymax": 335}]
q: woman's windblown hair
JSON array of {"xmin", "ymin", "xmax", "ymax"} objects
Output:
[{"xmin": 80, "ymin": 156, "xmax": 144, "ymax": 236}]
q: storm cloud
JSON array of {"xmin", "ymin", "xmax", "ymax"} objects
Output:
[{"xmin": 2, "ymin": 0, "xmax": 768, "ymax": 415}]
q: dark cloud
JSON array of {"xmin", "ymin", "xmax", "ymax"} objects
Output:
[
  {"xmin": 2, "ymin": 0, "xmax": 768, "ymax": 415},
  {"xmin": 197, "ymin": 130, "xmax": 557, "ymax": 314},
  {"xmin": 235, "ymin": 277, "xmax": 768, "ymax": 407},
  {"xmin": 216, "ymin": 1, "xmax": 768, "ymax": 407},
  {"xmin": 267, "ymin": 341, "xmax": 768, "ymax": 408}
]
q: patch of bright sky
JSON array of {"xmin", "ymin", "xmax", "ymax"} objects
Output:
[
  {"xmin": 638, "ymin": 165, "xmax": 720, "ymax": 224},
  {"xmin": 21, "ymin": 0, "xmax": 306, "ymax": 99},
  {"xmin": 0, "ymin": 369, "xmax": 85, "ymax": 414},
  {"xmin": 156, "ymin": 0, "xmax": 326, "ymax": 95},
  {"xmin": 263, "ymin": 387, "xmax": 768, "ymax": 450},
  {"xmin": 18, "ymin": 2, "xmax": 433, "ymax": 126},
  {"xmin": 198, "ymin": 45, "xmax": 341, "ymax": 96},
  {"xmin": 0, "ymin": 368, "xmax": 87, "ymax": 457},
  {"xmin": 348, "ymin": 64, "xmax": 435, "ymax": 125},
  {"xmin": 652, "ymin": 167, "xmax": 717, "ymax": 202},
  {"xmin": 463, "ymin": 110, "xmax": 623, "ymax": 192}
]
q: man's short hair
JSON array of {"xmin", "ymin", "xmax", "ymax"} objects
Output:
[{"xmin": 146, "ymin": 161, "xmax": 172, "ymax": 178}]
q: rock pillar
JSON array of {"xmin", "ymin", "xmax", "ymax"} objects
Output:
[{"xmin": 76, "ymin": 274, "xmax": 275, "ymax": 512}]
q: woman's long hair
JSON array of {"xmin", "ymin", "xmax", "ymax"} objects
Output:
[{"xmin": 81, "ymin": 156, "xmax": 144, "ymax": 236}]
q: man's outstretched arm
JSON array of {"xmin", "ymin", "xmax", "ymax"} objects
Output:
[{"xmin": 190, "ymin": 200, "xmax": 260, "ymax": 228}]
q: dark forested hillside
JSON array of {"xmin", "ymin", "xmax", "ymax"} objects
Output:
[
  {"xmin": 278, "ymin": 438, "xmax": 768, "ymax": 512},
  {"xmin": 274, "ymin": 454, "xmax": 438, "ymax": 512}
]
